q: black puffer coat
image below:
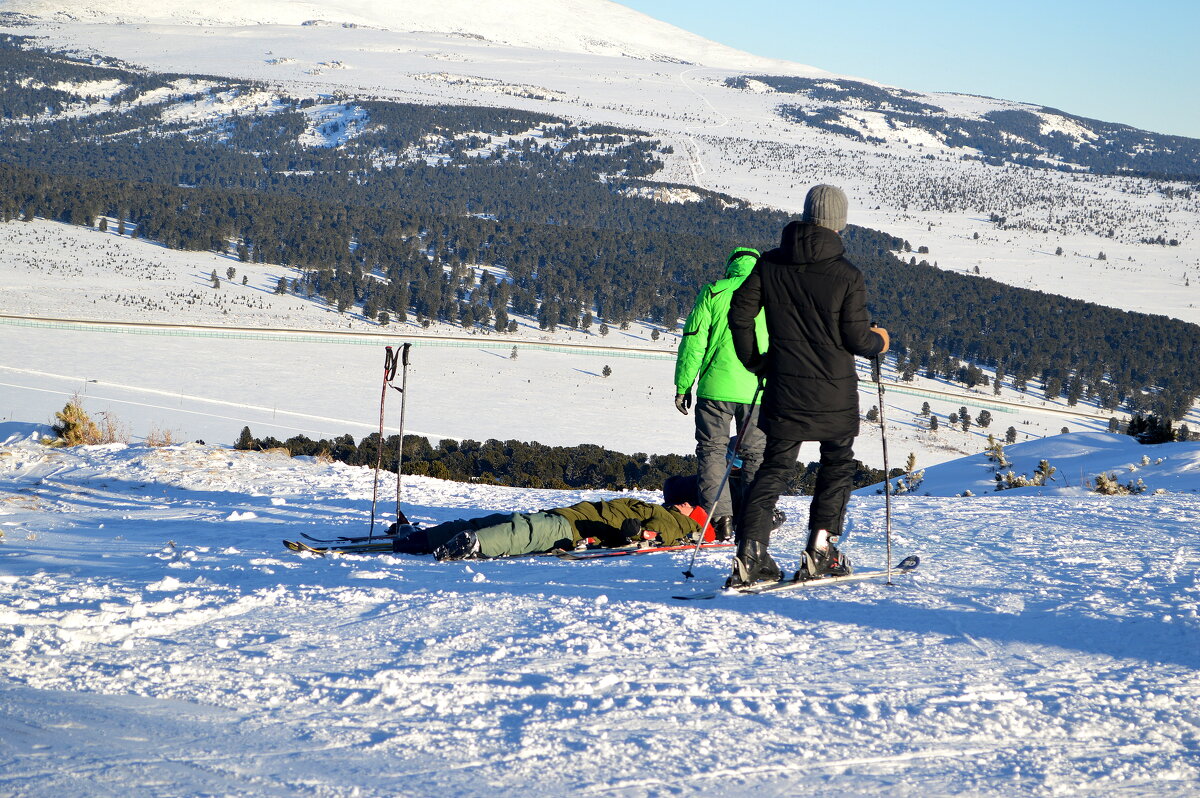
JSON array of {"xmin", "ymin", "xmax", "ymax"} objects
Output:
[{"xmin": 729, "ymin": 221, "xmax": 884, "ymax": 441}]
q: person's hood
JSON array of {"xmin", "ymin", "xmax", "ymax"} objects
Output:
[
  {"xmin": 776, "ymin": 221, "xmax": 844, "ymax": 265},
  {"xmin": 724, "ymin": 247, "xmax": 760, "ymax": 278}
]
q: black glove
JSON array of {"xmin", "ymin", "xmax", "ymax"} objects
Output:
[
  {"xmin": 674, "ymin": 392, "xmax": 692, "ymax": 415},
  {"xmin": 743, "ymin": 352, "xmax": 768, "ymax": 376}
]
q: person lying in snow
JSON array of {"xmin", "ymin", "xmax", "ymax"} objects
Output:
[{"xmin": 388, "ymin": 475, "xmax": 713, "ymax": 560}]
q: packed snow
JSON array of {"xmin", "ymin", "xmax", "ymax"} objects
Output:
[{"xmin": 1, "ymin": 423, "xmax": 1197, "ymax": 796}]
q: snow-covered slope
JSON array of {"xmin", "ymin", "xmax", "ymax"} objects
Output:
[
  {"xmin": 0, "ymin": 217, "xmax": 1142, "ymax": 469},
  {"xmin": 1, "ymin": 0, "xmax": 824, "ymax": 72},
  {"xmin": 3, "ymin": 2, "xmax": 1196, "ymax": 330},
  {"xmin": 1, "ymin": 423, "xmax": 1197, "ymax": 795},
  {"xmin": 862, "ymin": 431, "xmax": 1200, "ymax": 498}
]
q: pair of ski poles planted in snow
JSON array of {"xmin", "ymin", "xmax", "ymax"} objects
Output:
[
  {"xmin": 368, "ymin": 343, "xmax": 411, "ymax": 542},
  {"xmin": 682, "ymin": 345, "xmax": 894, "ymax": 585}
]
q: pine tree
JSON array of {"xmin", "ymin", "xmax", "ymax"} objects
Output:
[{"xmin": 235, "ymin": 426, "xmax": 256, "ymax": 450}]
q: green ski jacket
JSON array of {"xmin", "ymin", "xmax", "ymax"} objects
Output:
[
  {"xmin": 674, "ymin": 248, "xmax": 768, "ymax": 403},
  {"xmin": 549, "ymin": 498, "xmax": 701, "ymax": 546}
]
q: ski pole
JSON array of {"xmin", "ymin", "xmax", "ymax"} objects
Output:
[
  {"xmin": 871, "ymin": 343, "xmax": 893, "ymax": 585},
  {"xmin": 682, "ymin": 377, "xmax": 764, "ymax": 580},
  {"xmin": 368, "ymin": 346, "xmax": 399, "ymax": 540},
  {"xmin": 394, "ymin": 342, "xmax": 411, "ymax": 525}
]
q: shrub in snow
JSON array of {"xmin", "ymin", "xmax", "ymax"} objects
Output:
[
  {"xmin": 878, "ymin": 453, "xmax": 924, "ymax": 495},
  {"xmin": 47, "ymin": 398, "xmax": 99, "ymax": 446},
  {"xmin": 995, "ymin": 460, "xmax": 1056, "ymax": 491},
  {"xmin": 45, "ymin": 396, "xmax": 127, "ymax": 447},
  {"xmin": 1093, "ymin": 473, "xmax": 1147, "ymax": 495},
  {"xmin": 985, "ymin": 435, "xmax": 1010, "ymax": 471}
]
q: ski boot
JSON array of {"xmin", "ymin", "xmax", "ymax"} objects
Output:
[
  {"xmin": 725, "ymin": 539, "xmax": 782, "ymax": 588},
  {"xmin": 712, "ymin": 515, "xmax": 734, "ymax": 542},
  {"xmin": 796, "ymin": 529, "xmax": 851, "ymax": 580},
  {"xmin": 433, "ymin": 530, "xmax": 482, "ymax": 561}
]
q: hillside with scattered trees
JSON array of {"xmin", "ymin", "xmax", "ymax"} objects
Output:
[{"xmin": 4, "ymin": 37, "xmax": 1200, "ymax": 419}]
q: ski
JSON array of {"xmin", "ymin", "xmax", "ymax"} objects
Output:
[
  {"xmin": 300, "ymin": 531, "xmax": 397, "ymax": 544},
  {"xmin": 284, "ymin": 539, "xmax": 396, "ymax": 555},
  {"xmin": 300, "ymin": 510, "xmax": 412, "ymax": 544},
  {"xmin": 672, "ymin": 555, "xmax": 920, "ymax": 600},
  {"xmin": 284, "ymin": 538, "xmax": 734, "ymax": 559},
  {"xmin": 556, "ymin": 542, "xmax": 733, "ymax": 560}
]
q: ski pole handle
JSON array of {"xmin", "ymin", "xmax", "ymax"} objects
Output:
[
  {"xmin": 384, "ymin": 346, "xmax": 399, "ymax": 381},
  {"xmin": 870, "ymin": 323, "xmax": 883, "ymax": 383},
  {"xmin": 400, "ymin": 342, "xmax": 411, "ymax": 368}
]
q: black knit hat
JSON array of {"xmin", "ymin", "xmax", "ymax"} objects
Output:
[{"xmin": 662, "ymin": 474, "xmax": 700, "ymax": 507}]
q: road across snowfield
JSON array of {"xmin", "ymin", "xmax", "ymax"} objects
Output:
[{"xmin": 1, "ymin": 426, "xmax": 1197, "ymax": 796}]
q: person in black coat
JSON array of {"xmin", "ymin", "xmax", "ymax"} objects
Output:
[{"xmin": 726, "ymin": 184, "xmax": 890, "ymax": 586}]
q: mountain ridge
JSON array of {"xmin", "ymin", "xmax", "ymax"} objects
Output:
[{"xmin": 0, "ymin": 0, "xmax": 828, "ymax": 74}]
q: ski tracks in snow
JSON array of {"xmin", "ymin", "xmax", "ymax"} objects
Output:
[{"xmin": 1, "ymin": 434, "xmax": 1198, "ymax": 795}]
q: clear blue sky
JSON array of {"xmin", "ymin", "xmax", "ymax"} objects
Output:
[{"xmin": 621, "ymin": 0, "xmax": 1199, "ymax": 139}]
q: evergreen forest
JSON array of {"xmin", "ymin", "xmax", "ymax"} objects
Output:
[
  {"xmin": 233, "ymin": 427, "xmax": 890, "ymax": 495},
  {"xmin": 4, "ymin": 37, "xmax": 1200, "ymax": 419}
]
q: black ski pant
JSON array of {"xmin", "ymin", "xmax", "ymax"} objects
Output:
[{"xmin": 736, "ymin": 436, "xmax": 857, "ymax": 546}]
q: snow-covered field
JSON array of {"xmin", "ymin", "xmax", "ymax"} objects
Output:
[
  {"xmin": 0, "ymin": 215, "xmax": 1138, "ymax": 471},
  {"xmin": 1, "ymin": 424, "xmax": 1197, "ymax": 796}
]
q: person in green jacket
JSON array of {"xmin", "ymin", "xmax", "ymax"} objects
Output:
[
  {"xmin": 674, "ymin": 247, "xmax": 769, "ymax": 540},
  {"xmin": 391, "ymin": 475, "xmax": 708, "ymax": 560}
]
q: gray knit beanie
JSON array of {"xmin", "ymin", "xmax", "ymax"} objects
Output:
[{"xmin": 801, "ymin": 184, "xmax": 848, "ymax": 232}]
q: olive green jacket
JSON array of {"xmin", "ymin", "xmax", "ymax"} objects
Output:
[{"xmin": 550, "ymin": 498, "xmax": 700, "ymax": 546}]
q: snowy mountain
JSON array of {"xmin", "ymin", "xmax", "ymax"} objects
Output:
[
  {"xmin": 1, "ymin": 0, "xmax": 1196, "ymax": 331},
  {"xmin": 1, "ymin": 0, "xmax": 823, "ymax": 72}
]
